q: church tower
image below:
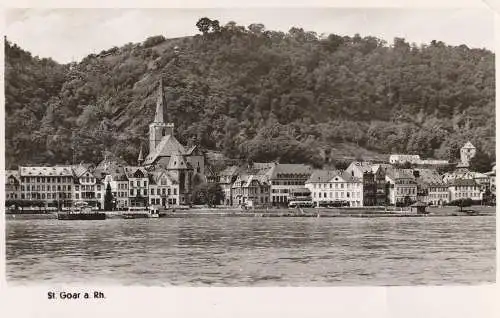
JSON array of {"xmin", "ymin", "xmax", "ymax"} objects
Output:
[{"xmin": 149, "ymin": 78, "xmax": 175, "ymax": 153}]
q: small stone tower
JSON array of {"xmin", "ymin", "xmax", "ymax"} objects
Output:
[{"xmin": 460, "ymin": 141, "xmax": 476, "ymax": 167}]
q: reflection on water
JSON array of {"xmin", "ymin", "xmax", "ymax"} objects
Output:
[{"xmin": 6, "ymin": 216, "xmax": 496, "ymax": 286}]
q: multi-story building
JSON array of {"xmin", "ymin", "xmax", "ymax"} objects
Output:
[
  {"xmin": 412, "ymin": 169, "xmax": 449, "ymax": 206},
  {"xmin": 5, "ymin": 170, "xmax": 21, "ymax": 200},
  {"xmin": 448, "ymin": 179, "xmax": 482, "ymax": 202},
  {"xmin": 124, "ymin": 166, "xmax": 149, "ymax": 207},
  {"xmin": 216, "ymin": 166, "xmax": 241, "ymax": 206},
  {"xmin": 72, "ymin": 164, "xmax": 103, "ymax": 209},
  {"xmin": 19, "ymin": 166, "xmax": 74, "ymax": 208},
  {"xmin": 305, "ymin": 170, "xmax": 364, "ymax": 207},
  {"xmin": 94, "ymin": 154, "xmax": 130, "ymax": 210},
  {"xmin": 345, "ymin": 161, "xmax": 376, "ymax": 206},
  {"xmin": 231, "ymin": 174, "xmax": 270, "ymax": 207},
  {"xmin": 385, "ymin": 169, "xmax": 417, "ymax": 205},
  {"xmin": 266, "ymin": 163, "xmax": 312, "ymax": 206},
  {"xmin": 472, "ymin": 172, "xmax": 490, "ymax": 192},
  {"xmin": 148, "ymin": 167, "xmax": 180, "ymax": 207},
  {"xmin": 101, "ymin": 169, "xmax": 129, "ymax": 210},
  {"xmin": 443, "ymin": 168, "xmax": 490, "ymax": 192},
  {"xmin": 460, "ymin": 141, "xmax": 476, "ymax": 167},
  {"xmin": 371, "ymin": 164, "xmax": 391, "ymax": 205}
]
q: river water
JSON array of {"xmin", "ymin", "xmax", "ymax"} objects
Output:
[{"xmin": 5, "ymin": 216, "xmax": 496, "ymax": 286}]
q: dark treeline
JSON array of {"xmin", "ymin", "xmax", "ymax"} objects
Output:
[{"xmin": 4, "ymin": 18, "xmax": 495, "ymax": 169}]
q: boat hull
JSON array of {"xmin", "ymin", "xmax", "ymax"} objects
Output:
[
  {"xmin": 121, "ymin": 213, "xmax": 148, "ymax": 219},
  {"xmin": 57, "ymin": 213, "xmax": 106, "ymax": 220}
]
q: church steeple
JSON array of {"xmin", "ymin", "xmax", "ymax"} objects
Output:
[
  {"xmin": 154, "ymin": 78, "xmax": 165, "ymax": 123},
  {"xmin": 138, "ymin": 144, "xmax": 144, "ymax": 166},
  {"xmin": 148, "ymin": 78, "xmax": 175, "ymax": 157}
]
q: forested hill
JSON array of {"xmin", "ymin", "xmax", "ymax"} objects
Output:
[{"xmin": 4, "ymin": 18, "xmax": 496, "ymax": 169}]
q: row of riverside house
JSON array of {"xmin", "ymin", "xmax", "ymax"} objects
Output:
[
  {"xmin": 4, "ymin": 79, "xmax": 206, "ymax": 211},
  {"xmin": 209, "ymin": 142, "xmax": 495, "ymax": 208},
  {"xmin": 4, "ymin": 138, "xmax": 495, "ymax": 210}
]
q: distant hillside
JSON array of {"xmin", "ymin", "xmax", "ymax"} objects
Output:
[{"xmin": 4, "ymin": 18, "xmax": 496, "ymax": 169}]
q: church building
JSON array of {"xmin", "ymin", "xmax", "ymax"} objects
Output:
[{"xmin": 142, "ymin": 78, "xmax": 206, "ymax": 205}]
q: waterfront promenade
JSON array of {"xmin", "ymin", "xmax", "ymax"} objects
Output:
[{"xmin": 5, "ymin": 205, "xmax": 496, "ymax": 220}]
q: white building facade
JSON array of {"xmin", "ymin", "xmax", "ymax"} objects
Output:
[{"xmin": 305, "ymin": 170, "xmax": 364, "ymax": 207}]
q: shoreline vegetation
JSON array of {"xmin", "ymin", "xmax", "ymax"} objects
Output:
[{"xmin": 5, "ymin": 206, "xmax": 495, "ymax": 220}]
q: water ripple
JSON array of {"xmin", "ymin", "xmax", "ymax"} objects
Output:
[{"xmin": 5, "ymin": 216, "xmax": 496, "ymax": 286}]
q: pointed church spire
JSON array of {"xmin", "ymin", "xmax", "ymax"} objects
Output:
[
  {"xmin": 138, "ymin": 144, "xmax": 144, "ymax": 166},
  {"xmin": 154, "ymin": 78, "xmax": 165, "ymax": 123}
]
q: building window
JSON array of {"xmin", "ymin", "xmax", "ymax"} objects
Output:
[
  {"xmin": 130, "ymin": 189, "xmax": 134, "ymax": 196},
  {"xmin": 76, "ymin": 194, "xmax": 79, "ymax": 199}
]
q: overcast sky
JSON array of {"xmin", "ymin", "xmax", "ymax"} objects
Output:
[{"xmin": 5, "ymin": 8, "xmax": 495, "ymax": 64}]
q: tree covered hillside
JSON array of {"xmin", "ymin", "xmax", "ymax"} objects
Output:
[{"xmin": 4, "ymin": 18, "xmax": 496, "ymax": 169}]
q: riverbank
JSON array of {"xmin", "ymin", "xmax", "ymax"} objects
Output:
[{"xmin": 5, "ymin": 205, "xmax": 496, "ymax": 220}]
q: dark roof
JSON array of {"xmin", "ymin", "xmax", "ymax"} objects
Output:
[
  {"xmin": 20, "ymin": 166, "xmax": 73, "ymax": 177},
  {"xmin": 123, "ymin": 166, "xmax": 148, "ymax": 178},
  {"xmin": 348, "ymin": 161, "xmax": 374, "ymax": 173},
  {"xmin": 232, "ymin": 174, "xmax": 269, "ymax": 187},
  {"xmin": 219, "ymin": 165, "xmax": 240, "ymax": 177},
  {"xmin": 144, "ymin": 134, "xmax": 186, "ymax": 165},
  {"xmin": 306, "ymin": 170, "xmax": 361, "ymax": 183},
  {"xmin": 148, "ymin": 167, "xmax": 177, "ymax": 185},
  {"xmin": 6, "ymin": 170, "xmax": 19, "ymax": 180},
  {"xmin": 411, "ymin": 201, "xmax": 428, "ymax": 207},
  {"xmin": 267, "ymin": 164, "xmax": 312, "ymax": 179},
  {"xmin": 413, "ymin": 168, "xmax": 445, "ymax": 186},
  {"xmin": 386, "ymin": 168, "xmax": 415, "ymax": 180},
  {"xmin": 447, "ymin": 179, "xmax": 477, "ymax": 187}
]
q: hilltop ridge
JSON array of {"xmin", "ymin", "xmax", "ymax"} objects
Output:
[{"xmin": 4, "ymin": 18, "xmax": 496, "ymax": 169}]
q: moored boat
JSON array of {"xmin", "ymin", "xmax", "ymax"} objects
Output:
[
  {"xmin": 148, "ymin": 205, "xmax": 160, "ymax": 218},
  {"xmin": 121, "ymin": 206, "xmax": 160, "ymax": 219},
  {"xmin": 57, "ymin": 202, "xmax": 106, "ymax": 220}
]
